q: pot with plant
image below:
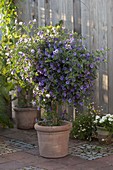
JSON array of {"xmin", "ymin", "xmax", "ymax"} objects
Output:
[
  {"xmin": 9, "ymin": 20, "xmax": 106, "ymax": 157},
  {"xmin": 13, "ymin": 86, "xmax": 39, "ymax": 130},
  {"xmin": 8, "ymin": 20, "xmax": 40, "ymax": 130},
  {"xmin": 94, "ymin": 114, "xmax": 113, "ymax": 143}
]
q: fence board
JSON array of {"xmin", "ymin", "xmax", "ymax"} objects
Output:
[
  {"xmin": 98, "ymin": 0, "xmax": 108, "ymax": 113},
  {"xmin": 45, "ymin": 0, "xmax": 50, "ymax": 25},
  {"xmin": 89, "ymin": 0, "xmax": 100, "ymax": 108},
  {"xmin": 81, "ymin": 0, "xmax": 90, "ymax": 49},
  {"xmin": 50, "ymin": 0, "xmax": 73, "ymax": 31},
  {"xmin": 107, "ymin": 0, "xmax": 113, "ymax": 113},
  {"xmin": 38, "ymin": 0, "xmax": 45, "ymax": 26},
  {"xmin": 73, "ymin": 0, "xmax": 81, "ymax": 34}
]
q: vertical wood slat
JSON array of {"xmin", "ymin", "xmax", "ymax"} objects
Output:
[
  {"xmin": 15, "ymin": 0, "xmax": 31, "ymax": 23},
  {"xmin": 50, "ymin": 0, "xmax": 73, "ymax": 31},
  {"xmin": 98, "ymin": 0, "xmax": 108, "ymax": 113},
  {"xmin": 38, "ymin": 0, "xmax": 45, "ymax": 26},
  {"xmin": 73, "ymin": 0, "xmax": 81, "ymax": 34},
  {"xmin": 81, "ymin": 0, "xmax": 90, "ymax": 49},
  {"xmin": 44, "ymin": 0, "xmax": 50, "ymax": 25},
  {"xmin": 50, "ymin": 0, "xmax": 65, "ymax": 26},
  {"xmin": 89, "ymin": 0, "xmax": 100, "ymax": 108},
  {"xmin": 107, "ymin": 0, "xmax": 113, "ymax": 113}
]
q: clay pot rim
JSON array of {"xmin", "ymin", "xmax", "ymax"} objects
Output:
[
  {"xmin": 14, "ymin": 107, "xmax": 37, "ymax": 112},
  {"xmin": 34, "ymin": 121, "xmax": 72, "ymax": 132}
]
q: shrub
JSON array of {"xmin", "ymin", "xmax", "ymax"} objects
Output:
[{"xmin": 71, "ymin": 113, "xmax": 96, "ymax": 141}]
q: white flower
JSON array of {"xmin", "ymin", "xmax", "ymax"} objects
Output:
[
  {"xmin": 95, "ymin": 115, "xmax": 100, "ymax": 120},
  {"xmin": 105, "ymin": 114, "xmax": 111, "ymax": 118},
  {"xmin": 99, "ymin": 118, "xmax": 105, "ymax": 123},
  {"xmin": 24, "ymin": 38, "xmax": 28, "ymax": 43},
  {"xmin": 32, "ymin": 101, "xmax": 36, "ymax": 106},
  {"xmin": 46, "ymin": 94, "xmax": 50, "ymax": 98},
  {"xmin": 33, "ymin": 19, "xmax": 36, "ymax": 22},
  {"xmin": 94, "ymin": 120, "xmax": 98, "ymax": 123},
  {"xmin": 31, "ymin": 49, "xmax": 35, "ymax": 53},
  {"xmin": 19, "ymin": 22, "xmax": 23, "ymax": 25},
  {"xmin": 99, "ymin": 116, "xmax": 107, "ymax": 123},
  {"xmin": 5, "ymin": 53, "xmax": 9, "ymax": 56},
  {"xmin": 108, "ymin": 117, "xmax": 113, "ymax": 122}
]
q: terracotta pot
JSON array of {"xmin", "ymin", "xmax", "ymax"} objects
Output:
[
  {"xmin": 14, "ymin": 107, "xmax": 38, "ymax": 129},
  {"xmin": 34, "ymin": 121, "xmax": 72, "ymax": 158}
]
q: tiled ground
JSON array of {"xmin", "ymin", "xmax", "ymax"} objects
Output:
[
  {"xmin": 69, "ymin": 143, "xmax": 113, "ymax": 160},
  {"xmin": 16, "ymin": 166, "xmax": 46, "ymax": 170},
  {"xmin": 0, "ymin": 143, "xmax": 21, "ymax": 155},
  {"xmin": 1, "ymin": 134, "xmax": 113, "ymax": 161},
  {"xmin": 1, "ymin": 127, "xmax": 113, "ymax": 170}
]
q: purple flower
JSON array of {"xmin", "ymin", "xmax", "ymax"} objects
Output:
[
  {"xmin": 39, "ymin": 81, "xmax": 44, "ymax": 86},
  {"xmin": 60, "ymin": 76, "xmax": 64, "ymax": 81},
  {"xmin": 76, "ymin": 94, "xmax": 80, "ymax": 99},
  {"xmin": 31, "ymin": 49, "xmax": 35, "ymax": 53},
  {"xmin": 63, "ymin": 92, "xmax": 67, "ymax": 97},
  {"xmin": 68, "ymin": 98, "xmax": 72, "ymax": 103},
  {"xmin": 90, "ymin": 64, "xmax": 94, "ymax": 68},
  {"xmin": 74, "ymin": 52, "xmax": 77, "ymax": 56},
  {"xmin": 57, "ymin": 69, "xmax": 61, "ymax": 73},
  {"xmin": 66, "ymin": 80, "xmax": 70, "ymax": 85},
  {"xmin": 79, "ymin": 101, "xmax": 83, "ymax": 106},
  {"xmin": 50, "ymin": 63, "xmax": 54, "ymax": 68},
  {"xmin": 70, "ymin": 68, "xmax": 72, "ymax": 72},
  {"xmin": 45, "ymin": 50, "xmax": 48, "ymax": 56},
  {"xmin": 62, "ymin": 60, "xmax": 65, "ymax": 63},
  {"xmin": 53, "ymin": 49, "xmax": 59, "ymax": 55},
  {"xmin": 80, "ymin": 86, "xmax": 84, "ymax": 90},
  {"xmin": 17, "ymin": 86, "xmax": 21, "ymax": 92}
]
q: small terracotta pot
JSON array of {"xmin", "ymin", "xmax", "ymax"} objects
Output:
[
  {"xmin": 34, "ymin": 121, "xmax": 72, "ymax": 158},
  {"xmin": 14, "ymin": 107, "xmax": 38, "ymax": 129}
]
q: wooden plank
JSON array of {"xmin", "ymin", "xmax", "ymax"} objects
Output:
[
  {"xmin": 81, "ymin": 0, "xmax": 90, "ymax": 49},
  {"xmin": 49, "ymin": 0, "xmax": 60, "ymax": 25},
  {"xmin": 44, "ymin": 0, "xmax": 50, "ymax": 25},
  {"xmin": 89, "ymin": 0, "xmax": 100, "ymax": 108},
  {"xmin": 107, "ymin": 0, "xmax": 113, "ymax": 113},
  {"xmin": 38, "ymin": 0, "xmax": 45, "ymax": 26},
  {"xmin": 33, "ymin": 0, "xmax": 39, "ymax": 27},
  {"xmin": 15, "ymin": 0, "xmax": 31, "ymax": 23},
  {"xmin": 63, "ymin": 0, "xmax": 73, "ymax": 31},
  {"xmin": 98, "ymin": 0, "xmax": 108, "ymax": 113},
  {"xmin": 50, "ymin": 0, "xmax": 73, "ymax": 31},
  {"xmin": 73, "ymin": 0, "xmax": 81, "ymax": 34}
]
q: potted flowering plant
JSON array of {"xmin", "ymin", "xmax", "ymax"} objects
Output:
[
  {"xmin": 94, "ymin": 114, "xmax": 113, "ymax": 143},
  {"xmin": 9, "ymin": 20, "xmax": 106, "ymax": 157},
  {"xmin": 8, "ymin": 20, "xmax": 39, "ymax": 130}
]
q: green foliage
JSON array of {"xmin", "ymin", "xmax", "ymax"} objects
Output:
[
  {"xmin": 0, "ymin": 0, "xmax": 17, "ymax": 127},
  {"xmin": 71, "ymin": 113, "xmax": 96, "ymax": 141}
]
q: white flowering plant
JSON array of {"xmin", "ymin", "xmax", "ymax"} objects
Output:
[{"xmin": 94, "ymin": 114, "xmax": 113, "ymax": 133}]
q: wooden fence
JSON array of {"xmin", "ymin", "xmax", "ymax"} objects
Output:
[{"xmin": 15, "ymin": 0, "xmax": 113, "ymax": 115}]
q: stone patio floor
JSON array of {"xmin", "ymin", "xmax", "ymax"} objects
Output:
[{"xmin": 1, "ymin": 127, "xmax": 113, "ymax": 170}]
